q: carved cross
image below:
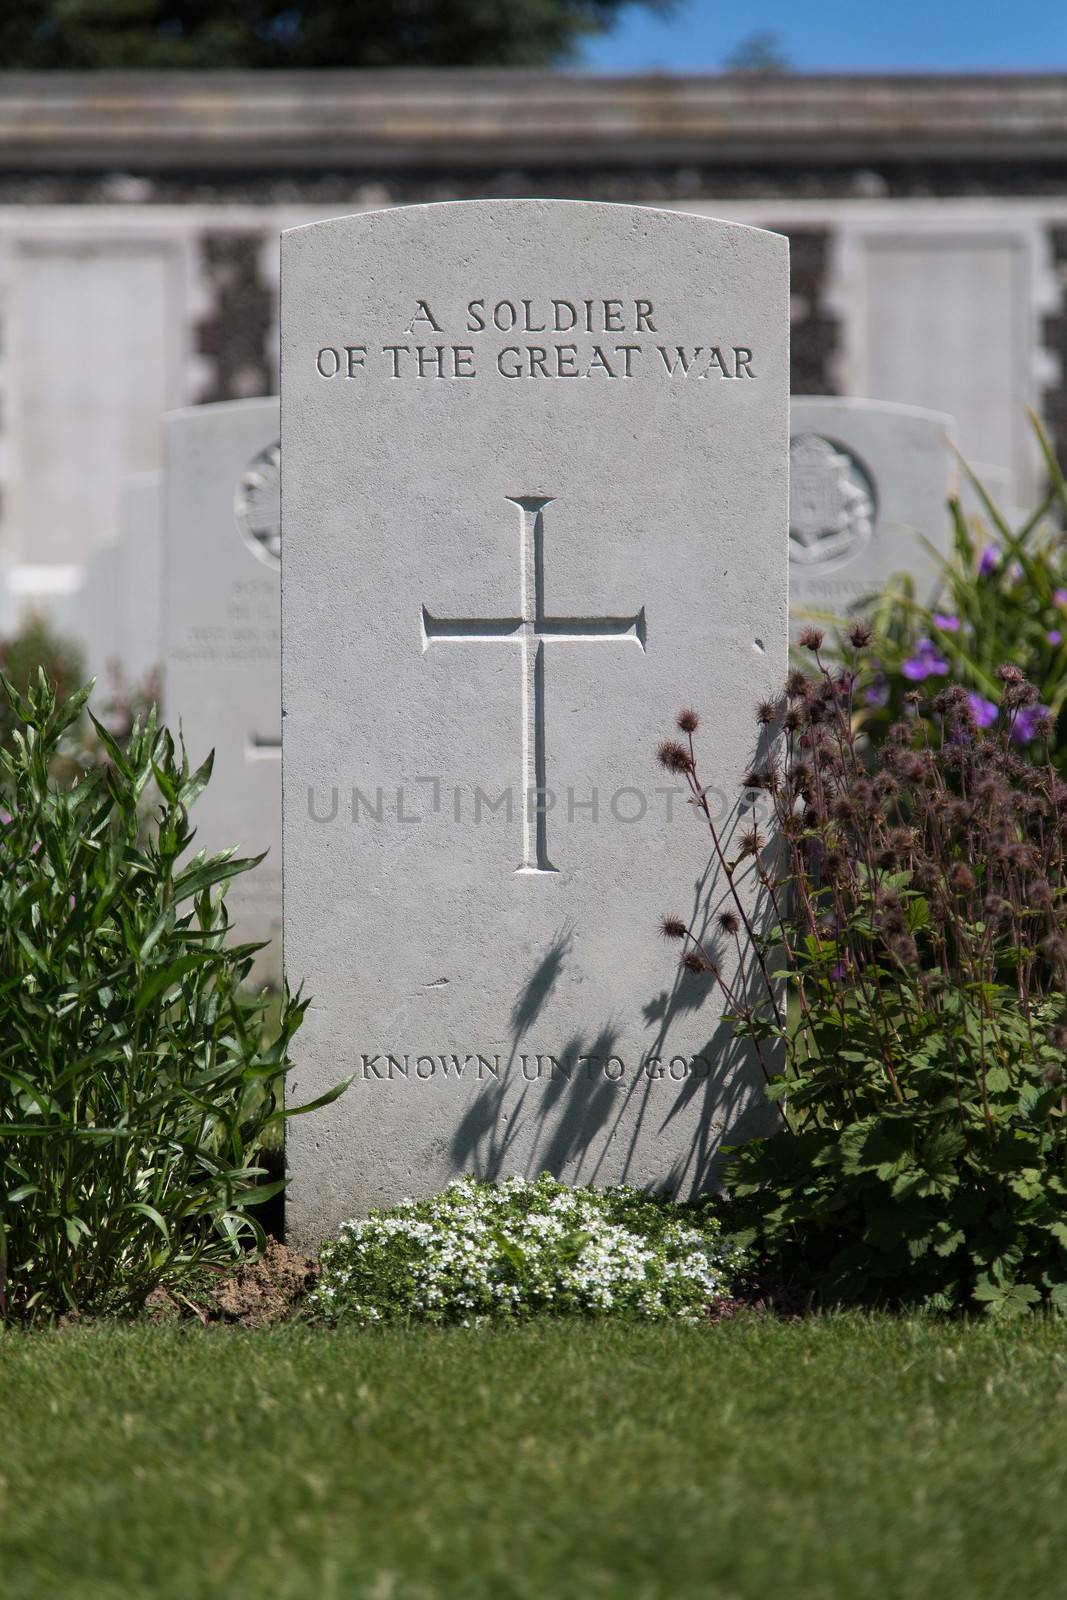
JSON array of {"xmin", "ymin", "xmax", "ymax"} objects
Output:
[{"xmin": 422, "ymin": 496, "xmax": 646, "ymax": 874}]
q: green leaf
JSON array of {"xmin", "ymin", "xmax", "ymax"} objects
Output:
[
  {"xmin": 133, "ymin": 953, "xmax": 213, "ymax": 1018},
  {"xmin": 278, "ymin": 1076, "xmax": 355, "ymax": 1118},
  {"xmin": 128, "ymin": 1204, "xmax": 171, "ymax": 1242}
]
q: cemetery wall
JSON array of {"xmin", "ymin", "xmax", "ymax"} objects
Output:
[{"xmin": 0, "ymin": 73, "xmax": 1064, "ymax": 583}]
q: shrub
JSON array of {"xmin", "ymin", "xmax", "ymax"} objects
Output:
[
  {"xmin": 832, "ymin": 418, "xmax": 1067, "ymax": 769},
  {"xmin": 657, "ymin": 636, "xmax": 1067, "ymax": 1315},
  {"xmin": 310, "ymin": 1174, "xmax": 747, "ymax": 1325},
  {"xmin": 0, "ymin": 671, "xmax": 344, "ymax": 1323},
  {"xmin": 0, "ymin": 614, "xmax": 84, "ymax": 756}
]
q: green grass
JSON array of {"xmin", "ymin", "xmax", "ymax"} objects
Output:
[{"xmin": 5, "ymin": 1316, "xmax": 1067, "ymax": 1599}]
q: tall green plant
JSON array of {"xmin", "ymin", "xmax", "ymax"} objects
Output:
[
  {"xmin": 0, "ymin": 613, "xmax": 84, "ymax": 756},
  {"xmin": 840, "ymin": 416, "xmax": 1067, "ymax": 762},
  {"xmin": 0, "ymin": 671, "xmax": 344, "ymax": 1322}
]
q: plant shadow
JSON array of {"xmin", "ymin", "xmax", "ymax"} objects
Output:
[{"xmin": 450, "ymin": 757, "xmax": 782, "ymax": 1196}]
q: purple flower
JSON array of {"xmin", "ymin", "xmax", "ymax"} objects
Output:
[
  {"xmin": 1010, "ymin": 704, "xmax": 1052, "ymax": 745},
  {"xmin": 931, "ymin": 612, "xmax": 960, "ymax": 632},
  {"xmin": 865, "ymin": 672, "xmax": 889, "ymax": 708},
  {"xmin": 902, "ymin": 638, "xmax": 950, "ymax": 681},
  {"xmin": 1049, "ymin": 630, "xmax": 1063, "ymax": 647},
  {"xmin": 967, "ymin": 693, "xmax": 999, "ymax": 729},
  {"xmin": 1055, "ymin": 588, "xmax": 1067, "ymax": 609},
  {"xmin": 830, "ymin": 962, "xmax": 848, "ymax": 982},
  {"xmin": 978, "ymin": 545, "xmax": 999, "ymax": 577}
]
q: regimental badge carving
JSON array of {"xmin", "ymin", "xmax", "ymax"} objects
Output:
[
  {"xmin": 234, "ymin": 441, "xmax": 281, "ymax": 568},
  {"xmin": 789, "ymin": 433, "xmax": 876, "ymax": 568}
]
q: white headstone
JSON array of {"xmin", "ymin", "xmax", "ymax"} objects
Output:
[
  {"xmin": 281, "ymin": 200, "xmax": 789, "ymax": 1238},
  {"xmin": 57, "ymin": 472, "xmax": 162, "ymax": 697},
  {"xmin": 789, "ymin": 398, "xmax": 955, "ymax": 624},
  {"xmin": 64, "ymin": 539, "xmax": 122, "ymax": 687},
  {"xmin": 958, "ymin": 460, "xmax": 1021, "ymax": 534},
  {"xmin": 2, "ymin": 563, "xmax": 84, "ymax": 641},
  {"xmin": 118, "ymin": 472, "xmax": 164, "ymax": 692},
  {"xmin": 163, "ymin": 399, "xmax": 282, "ymax": 986}
]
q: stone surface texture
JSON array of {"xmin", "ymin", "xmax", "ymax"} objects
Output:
[
  {"xmin": 53, "ymin": 473, "xmax": 160, "ymax": 697},
  {"xmin": 163, "ymin": 398, "xmax": 282, "ymax": 984},
  {"xmin": 281, "ymin": 200, "xmax": 789, "ymax": 1239},
  {"xmin": 789, "ymin": 397, "xmax": 955, "ymax": 624}
]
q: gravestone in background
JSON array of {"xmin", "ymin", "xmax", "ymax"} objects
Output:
[
  {"xmin": 163, "ymin": 398, "xmax": 282, "ymax": 986},
  {"xmin": 281, "ymin": 200, "xmax": 789, "ymax": 1239},
  {"xmin": 117, "ymin": 472, "xmax": 164, "ymax": 693},
  {"xmin": 789, "ymin": 398, "xmax": 955, "ymax": 626},
  {"xmin": 62, "ymin": 535, "xmax": 121, "ymax": 688},
  {"xmin": 0, "ymin": 562, "xmax": 83, "ymax": 642},
  {"xmin": 959, "ymin": 461, "xmax": 1021, "ymax": 534},
  {"xmin": 57, "ymin": 472, "xmax": 162, "ymax": 697}
]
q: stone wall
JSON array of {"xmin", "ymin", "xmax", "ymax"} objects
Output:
[{"xmin": 0, "ymin": 71, "xmax": 1064, "ymax": 569}]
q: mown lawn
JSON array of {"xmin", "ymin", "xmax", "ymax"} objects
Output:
[{"xmin": 4, "ymin": 1314, "xmax": 1067, "ymax": 1599}]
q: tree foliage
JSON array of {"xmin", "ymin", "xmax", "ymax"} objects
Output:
[{"xmin": 0, "ymin": 0, "xmax": 671, "ymax": 70}]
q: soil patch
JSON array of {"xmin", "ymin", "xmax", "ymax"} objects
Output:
[{"xmin": 146, "ymin": 1241, "xmax": 318, "ymax": 1328}]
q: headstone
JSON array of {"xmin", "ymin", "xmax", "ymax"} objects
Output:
[
  {"xmin": 117, "ymin": 472, "xmax": 164, "ymax": 692},
  {"xmin": 57, "ymin": 472, "xmax": 162, "ymax": 697},
  {"xmin": 959, "ymin": 461, "xmax": 1022, "ymax": 533},
  {"xmin": 790, "ymin": 396, "xmax": 953, "ymax": 627},
  {"xmin": 163, "ymin": 398, "xmax": 282, "ymax": 986},
  {"xmin": 63, "ymin": 539, "xmax": 122, "ymax": 685},
  {"xmin": 789, "ymin": 398, "xmax": 955, "ymax": 624},
  {"xmin": 281, "ymin": 200, "xmax": 789, "ymax": 1239},
  {"xmin": 1, "ymin": 563, "xmax": 84, "ymax": 640}
]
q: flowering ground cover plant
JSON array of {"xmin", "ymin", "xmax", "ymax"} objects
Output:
[
  {"xmin": 311, "ymin": 1174, "xmax": 747, "ymax": 1324},
  {"xmin": 657, "ymin": 627, "xmax": 1067, "ymax": 1314}
]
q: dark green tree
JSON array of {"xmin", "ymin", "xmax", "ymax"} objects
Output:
[
  {"xmin": 723, "ymin": 31, "xmax": 790, "ymax": 74},
  {"xmin": 0, "ymin": 1, "xmax": 675, "ymax": 70}
]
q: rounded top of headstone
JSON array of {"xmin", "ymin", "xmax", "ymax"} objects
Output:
[
  {"xmin": 789, "ymin": 433, "xmax": 877, "ymax": 570},
  {"xmin": 234, "ymin": 440, "xmax": 281, "ymax": 569}
]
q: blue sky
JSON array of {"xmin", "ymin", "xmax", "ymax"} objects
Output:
[{"xmin": 579, "ymin": 0, "xmax": 1067, "ymax": 72}]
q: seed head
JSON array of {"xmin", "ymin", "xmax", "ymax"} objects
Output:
[
  {"xmin": 676, "ymin": 708, "xmax": 700, "ymax": 734},
  {"xmin": 847, "ymin": 620, "xmax": 873, "ymax": 650},
  {"xmin": 1042, "ymin": 933, "xmax": 1067, "ymax": 968},
  {"xmin": 657, "ymin": 739, "xmax": 693, "ymax": 775},
  {"xmin": 717, "ymin": 910, "xmax": 741, "ymax": 937},
  {"xmin": 660, "ymin": 916, "xmax": 688, "ymax": 942},
  {"xmin": 756, "ymin": 700, "xmax": 777, "ymax": 726},
  {"xmin": 888, "ymin": 933, "xmax": 919, "ymax": 965},
  {"xmin": 798, "ymin": 626, "xmax": 824, "ymax": 652},
  {"xmin": 681, "ymin": 950, "xmax": 716, "ymax": 978},
  {"xmin": 739, "ymin": 828, "xmax": 763, "ymax": 858},
  {"xmin": 948, "ymin": 863, "xmax": 975, "ymax": 893},
  {"xmin": 1003, "ymin": 681, "xmax": 1038, "ymax": 710},
  {"xmin": 1027, "ymin": 879, "xmax": 1054, "ymax": 911},
  {"xmin": 983, "ymin": 894, "xmax": 1012, "ymax": 925}
]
